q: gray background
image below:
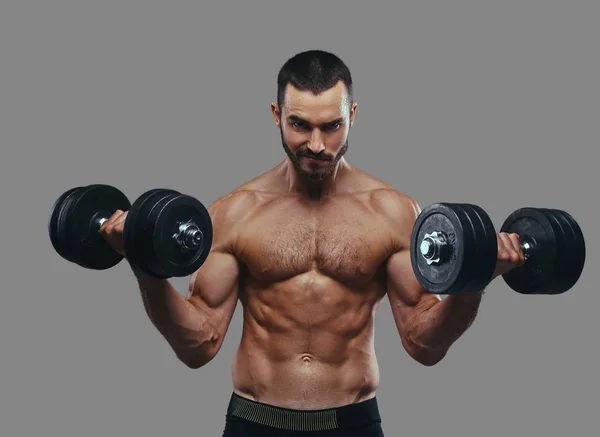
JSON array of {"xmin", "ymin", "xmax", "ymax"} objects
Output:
[{"xmin": 1, "ymin": 1, "xmax": 598, "ymax": 436}]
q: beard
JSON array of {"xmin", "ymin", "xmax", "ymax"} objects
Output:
[{"xmin": 280, "ymin": 127, "xmax": 349, "ymax": 182}]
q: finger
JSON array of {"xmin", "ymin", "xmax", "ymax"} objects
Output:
[
  {"xmin": 112, "ymin": 211, "xmax": 128, "ymax": 227},
  {"xmin": 496, "ymin": 234, "xmax": 508, "ymax": 261},
  {"xmin": 498, "ymin": 233, "xmax": 515, "ymax": 261},
  {"xmin": 100, "ymin": 210, "xmax": 124, "ymax": 231},
  {"xmin": 507, "ymin": 233, "xmax": 526, "ymax": 264},
  {"xmin": 499, "ymin": 233, "xmax": 522, "ymax": 264}
]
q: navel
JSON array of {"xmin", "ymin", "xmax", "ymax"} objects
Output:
[{"xmin": 300, "ymin": 354, "xmax": 313, "ymax": 363}]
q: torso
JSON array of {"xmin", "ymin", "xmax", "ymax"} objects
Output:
[{"xmin": 225, "ymin": 164, "xmax": 408, "ymax": 409}]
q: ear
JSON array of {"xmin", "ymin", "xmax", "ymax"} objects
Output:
[
  {"xmin": 349, "ymin": 102, "xmax": 357, "ymax": 128},
  {"xmin": 271, "ymin": 102, "xmax": 281, "ymax": 127}
]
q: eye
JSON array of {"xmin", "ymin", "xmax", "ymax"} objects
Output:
[
  {"xmin": 326, "ymin": 122, "xmax": 341, "ymax": 130},
  {"xmin": 292, "ymin": 122, "xmax": 307, "ymax": 130}
]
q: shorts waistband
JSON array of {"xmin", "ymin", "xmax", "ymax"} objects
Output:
[{"xmin": 226, "ymin": 392, "xmax": 381, "ymax": 432}]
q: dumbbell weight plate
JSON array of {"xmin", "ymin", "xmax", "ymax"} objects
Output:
[
  {"xmin": 142, "ymin": 192, "xmax": 184, "ymax": 278},
  {"xmin": 149, "ymin": 194, "xmax": 213, "ymax": 278},
  {"xmin": 410, "ymin": 203, "xmax": 496, "ymax": 294},
  {"xmin": 540, "ymin": 209, "xmax": 572, "ymax": 294},
  {"xmin": 545, "ymin": 209, "xmax": 585, "ymax": 293},
  {"xmin": 500, "ymin": 208, "xmax": 559, "ymax": 294},
  {"xmin": 123, "ymin": 189, "xmax": 180, "ymax": 277},
  {"xmin": 54, "ymin": 185, "xmax": 131, "ymax": 270},
  {"xmin": 49, "ymin": 186, "xmax": 84, "ymax": 263},
  {"xmin": 410, "ymin": 203, "xmax": 466, "ymax": 294},
  {"xmin": 557, "ymin": 209, "xmax": 585, "ymax": 289},
  {"xmin": 64, "ymin": 184, "xmax": 131, "ymax": 269},
  {"xmin": 459, "ymin": 204, "xmax": 498, "ymax": 292}
]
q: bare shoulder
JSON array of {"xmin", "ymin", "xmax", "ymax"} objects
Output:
[
  {"xmin": 208, "ymin": 189, "xmax": 259, "ymax": 223},
  {"xmin": 203, "ymin": 188, "xmax": 262, "ymax": 253},
  {"xmin": 351, "ymin": 168, "xmax": 420, "ymax": 218},
  {"xmin": 351, "ymin": 169, "xmax": 421, "ymax": 246},
  {"xmin": 369, "ymin": 188, "xmax": 420, "ymax": 222},
  {"xmin": 206, "ymin": 165, "xmax": 285, "ymax": 227}
]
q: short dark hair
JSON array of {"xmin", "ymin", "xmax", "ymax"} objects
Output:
[{"xmin": 277, "ymin": 50, "xmax": 353, "ymax": 109}]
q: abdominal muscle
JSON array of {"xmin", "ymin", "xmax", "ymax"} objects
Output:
[{"xmin": 230, "ymin": 272, "xmax": 383, "ymax": 410}]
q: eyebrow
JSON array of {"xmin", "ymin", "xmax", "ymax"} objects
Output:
[{"xmin": 287, "ymin": 115, "xmax": 344, "ymax": 127}]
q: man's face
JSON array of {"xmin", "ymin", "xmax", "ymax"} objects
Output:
[{"xmin": 272, "ymin": 81, "xmax": 357, "ymax": 181}]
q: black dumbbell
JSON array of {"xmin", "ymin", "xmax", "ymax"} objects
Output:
[
  {"xmin": 48, "ymin": 185, "xmax": 213, "ymax": 278},
  {"xmin": 410, "ymin": 203, "xmax": 586, "ymax": 295}
]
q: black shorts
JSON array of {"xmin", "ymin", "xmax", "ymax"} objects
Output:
[{"xmin": 222, "ymin": 392, "xmax": 384, "ymax": 436}]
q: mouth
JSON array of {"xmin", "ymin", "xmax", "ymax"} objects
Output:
[{"xmin": 300, "ymin": 155, "xmax": 330, "ymax": 163}]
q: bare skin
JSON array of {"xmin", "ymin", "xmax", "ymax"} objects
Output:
[
  {"xmin": 216, "ymin": 166, "xmax": 408, "ymax": 409},
  {"xmin": 100, "ymin": 81, "xmax": 525, "ymax": 410}
]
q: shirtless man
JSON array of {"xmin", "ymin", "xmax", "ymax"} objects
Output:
[{"xmin": 100, "ymin": 50, "xmax": 525, "ymax": 436}]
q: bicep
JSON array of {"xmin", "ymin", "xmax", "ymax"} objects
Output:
[
  {"xmin": 187, "ymin": 248, "xmax": 240, "ymax": 329},
  {"xmin": 380, "ymin": 192, "xmax": 440, "ymax": 333},
  {"xmin": 188, "ymin": 194, "xmax": 245, "ymax": 316},
  {"xmin": 185, "ymin": 194, "xmax": 243, "ymax": 332},
  {"xmin": 386, "ymin": 248, "xmax": 441, "ymax": 340}
]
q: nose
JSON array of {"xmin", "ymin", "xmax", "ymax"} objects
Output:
[{"xmin": 308, "ymin": 130, "xmax": 325, "ymax": 154}]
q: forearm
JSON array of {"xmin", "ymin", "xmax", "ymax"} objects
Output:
[
  {"xmin": 134, "ymin": 271, "xmax": 219, "ymax": 366},
  {"xmin": 407, "ymin": 291, "xmax": 483, "ymax": 357}
]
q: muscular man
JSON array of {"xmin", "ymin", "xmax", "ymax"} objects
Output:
[{"xmin": 101, "ymin": 50, "xmax": 525, "ymax": 436}]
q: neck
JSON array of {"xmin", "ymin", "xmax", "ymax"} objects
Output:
[{"xmin": 282, "ymin": 158, "xmax": 349, "ymax": 200}]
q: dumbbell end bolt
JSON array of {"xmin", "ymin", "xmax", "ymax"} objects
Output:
[
  {"xmin": 95, "ymin": 217, "xmax": 108, "ymax": 228},
  {"xmin": 420, "ymin": 231, "xmax": 449, "ymax": 265},
  {"xmin": 174, "ymin": 221, "xmax": 204, "ymax": 251}
]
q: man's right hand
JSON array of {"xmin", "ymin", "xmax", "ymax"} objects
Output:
[{"xmin": 99, "ymin": 210, "xmax": 128, "ymax": 257}]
